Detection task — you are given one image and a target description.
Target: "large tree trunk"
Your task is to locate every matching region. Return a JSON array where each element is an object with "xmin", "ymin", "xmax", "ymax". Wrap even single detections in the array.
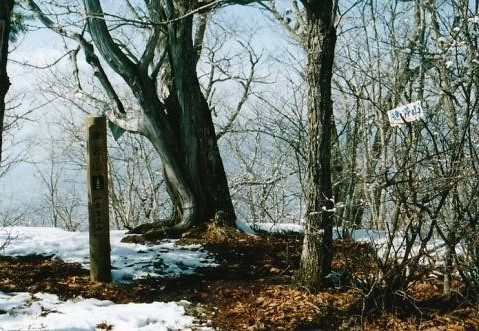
[
  {"xmin": 162, "ymin": 7, "xmax": 236, "ymax": 226},
  {"xmin": 82, "ymin": 0, "xmax": 235, "ymax": 234},
  {"xmin": 0, "ymin": 0, "xmax": 13, "ymax": 165},
  {"xmin": 298, "ymin": 0, "xmax": 337, "ymax": 289}
]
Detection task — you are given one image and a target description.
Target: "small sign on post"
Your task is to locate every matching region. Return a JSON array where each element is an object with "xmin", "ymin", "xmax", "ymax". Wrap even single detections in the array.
[
  {"xmin": 86, "ymin": 116, "xmax": 111, "ymax": 282},
  {"xmin": 387, "ymin": 101, "xmax": 424, "ymax": 127}
]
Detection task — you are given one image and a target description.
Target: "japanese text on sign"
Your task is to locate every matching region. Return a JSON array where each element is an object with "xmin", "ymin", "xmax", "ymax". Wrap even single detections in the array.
[{"xmin": 387, "ymin": 101, "xmax": 424, "ymax": 127}]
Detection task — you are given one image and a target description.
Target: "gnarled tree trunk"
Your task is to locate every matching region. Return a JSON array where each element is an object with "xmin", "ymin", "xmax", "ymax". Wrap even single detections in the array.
[
  {"xmin": 27, "ymin": 0, "xmax": 236, "ymax": 235},
  {"xmin": 81, "ymin": 0, "xmax": 235, "ymax": 234}
]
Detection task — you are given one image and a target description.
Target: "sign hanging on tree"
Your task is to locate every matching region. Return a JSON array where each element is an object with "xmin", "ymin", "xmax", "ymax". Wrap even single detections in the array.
[{"xmin": 387, "ymin": 101, "xmax": 424, "ymax": 127}]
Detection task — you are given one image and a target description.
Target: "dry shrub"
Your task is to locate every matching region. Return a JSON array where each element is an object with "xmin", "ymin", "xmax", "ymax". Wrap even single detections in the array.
[{"xmin": 203, "ymin": 220, "xmax": 245, "ymax": 244}]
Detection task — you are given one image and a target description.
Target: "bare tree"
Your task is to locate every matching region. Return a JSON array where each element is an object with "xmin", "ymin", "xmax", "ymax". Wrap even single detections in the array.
[
  {"xmin": 23, "ymin": 0, "xmax": 239, "ymax": 236},
  {"xmin": 24, "ymin": 11, "xmax": 273, "ymax": 233},
  {"xmin": 108, "ymin": 134, "xmax": 170, "ymax": 230},
  {"xmin": 294, "ymin": 0, "xmax": 339, "ymax": 289},
  {"xmin": 195, "ymin": 20, "xmax": 305, "ymax": 226},
  {"xmin": 258, "ymin": 0, "xmax": 342, "ymax": 288},
  {"xmin": 32, "ymin": 121, "xmax": 85, "ymax": 231},
  {"xmin": 329, "ymin": 0, "xmax": 479, "ymax": 308}
]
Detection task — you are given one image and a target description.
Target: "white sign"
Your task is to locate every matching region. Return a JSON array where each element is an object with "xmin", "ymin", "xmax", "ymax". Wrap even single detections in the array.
[{"xmin": 387, "ymin": 101, "xmax": 424, "ymax": 127}]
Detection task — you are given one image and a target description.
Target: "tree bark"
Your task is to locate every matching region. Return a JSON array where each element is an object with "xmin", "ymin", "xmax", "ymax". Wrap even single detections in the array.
[
  {"xmin": 162, "ymin": 3, "xmax": 235, "ymax": 226},
  {"xmin": 0, "ymin": 0, "xmax": 13, "ymax": 166},
  {"xmin": 298, "ymin": 0, "xmax": 337, "ymax": 289}
]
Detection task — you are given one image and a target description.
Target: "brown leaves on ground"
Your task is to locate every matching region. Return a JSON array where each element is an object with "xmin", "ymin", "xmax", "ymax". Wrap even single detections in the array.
[
  {"xmin": 0, "ymin": 227, "xmax": 478, "ymax": 330},
  {"xmin": 0, "ymin": 255, "xmax": 136, "ymax": 303},
  {"xmin": 211, "ymin": 285, "xmax": 361, "ymax": 330},
  {"xmin": 368, "ymin": 309, "xmax": 479, "ymax": 331}
]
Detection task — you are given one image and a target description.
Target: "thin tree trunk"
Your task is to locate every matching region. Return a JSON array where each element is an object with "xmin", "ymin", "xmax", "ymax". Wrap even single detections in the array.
[
  {"xmin": 0, "ymin": 0, "xmax": 13, "ymax": 166},
  {"xmin": 299, "ymin": 1, "xmax": 337, "ymax": 289}
]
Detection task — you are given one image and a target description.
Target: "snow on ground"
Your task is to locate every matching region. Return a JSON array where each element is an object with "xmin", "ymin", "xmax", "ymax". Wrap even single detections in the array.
[
  {"xmin": 0, "ymin": 292, "xmax": 198, "ymax": 331},
  {"xmin": 0, "ymin": 224, "xmax": 451, "ymax": 330},
  {"xmin": 239, "ymin": 220, "xmax": 448, "ymax": 265},
  {"xmin": 250, "ymin": 221, "xmax": 303, "ymax": 235},
  {"xmin": 0, "ymin": 227, "xmax": 218, "ymax": 281},
  {"xmin": 0, "ymin": 226, "xmax": 215, "ymax": 330}
]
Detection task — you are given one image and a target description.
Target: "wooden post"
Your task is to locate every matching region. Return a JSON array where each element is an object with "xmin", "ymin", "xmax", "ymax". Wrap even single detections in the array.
[
  {"xmin": 0, "ymin": 20, "xmax": 5, "ymax": 59},
  {"xmin": 86, "ymin": 116, "xmax": 111, "ymax": 282}
]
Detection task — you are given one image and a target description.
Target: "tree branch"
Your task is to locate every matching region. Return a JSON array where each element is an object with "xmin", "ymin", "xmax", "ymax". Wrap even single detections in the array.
[
  {"xmin": 258, "ymin": 1, "xmax": 302, "ymax": 43},
  {"xmin": 83, "ymin": 0, "xmax": 141, "ymax": 85},
  {"xmin": 106, "ymin": 110, "xmax": 143, "ymax": 133},
  {"xmin": 193, "ymin": 12, "xmax": 208, "ymax": 64},
  {"xmin": 23, "ymin": 0, "xmax": 126, "ymax": 116},
  {"xmin": 139, "ymin": 26, "xmax": 162, "ymax": 71}
]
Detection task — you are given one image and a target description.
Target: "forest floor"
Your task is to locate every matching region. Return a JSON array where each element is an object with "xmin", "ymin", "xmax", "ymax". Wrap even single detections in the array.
[{"xmin": 0, "ymin": 224, "xmax": 478, "ymax": 330}]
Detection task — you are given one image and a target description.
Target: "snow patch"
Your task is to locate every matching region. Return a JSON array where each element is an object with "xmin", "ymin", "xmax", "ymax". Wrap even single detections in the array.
[
  {"xmin": 0, "ymin": 292, "xmax": 198, "ymax": 331},
  {"xmin": 0, "ymin": 227, "xmax": 218, "ymax": 281},
  {"xmin": 235, "ymin": 218, "xmax": 257, "ymax": 235}
]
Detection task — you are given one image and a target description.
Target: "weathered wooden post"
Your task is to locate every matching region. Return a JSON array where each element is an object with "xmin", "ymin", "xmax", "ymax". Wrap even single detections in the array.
[
  {"xmin": 86, "ymin": 116, "xmax": 111, "ymax": 282},
  {"xmin": 0, "ymin": 20, "xmax": 6, "ymax": 57}
]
